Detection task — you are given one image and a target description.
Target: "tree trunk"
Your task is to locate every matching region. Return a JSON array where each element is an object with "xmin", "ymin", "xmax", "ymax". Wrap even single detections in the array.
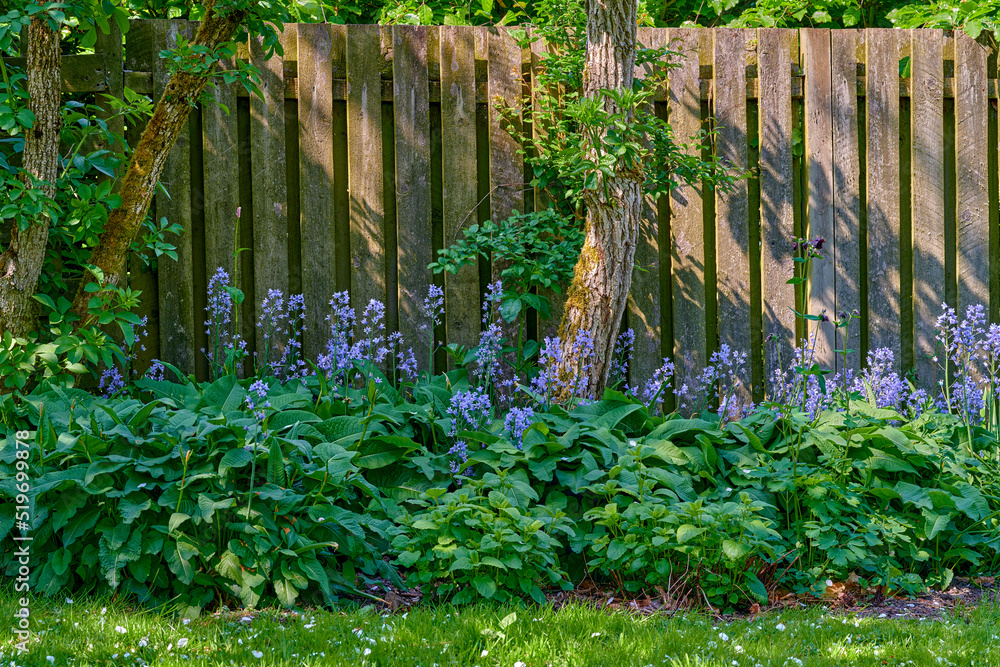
[
  {"xmin": 0, "ymin": 18, "xmax": 60, "ymax": 338},
  {"xmin": 69, "ymin": 1, "xmax": 247, "ymax": 325},
  {"xmin": 554, "ymin": 0, "xmax": 642, "ymax": 398}
]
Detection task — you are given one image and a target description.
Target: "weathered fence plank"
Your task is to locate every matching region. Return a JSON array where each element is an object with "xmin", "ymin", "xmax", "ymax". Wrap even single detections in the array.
[
  {"xmin": 488, "ymin": 26, "xmax": 524, "ymax": 275},
  {"xmin": 250, "ymin": 29, "xmax": 289, "ymax": 362},
  {"xmin": 530, "ymin": 28, "xmax": 565, "ymax": 343},
  {"xmin": 911, "ymin": 29, "xmax": 946, "ymax": 387},
  {"xmin": 866, "ymin": 28, "xmax": 901, "ymax": 367},
  {"xmin": 667, "ymin": 28, "xmax": 708, "ymax": 395},
  {"xmin": 802, "ymin": 29, "xmax": 836, "ymax": 367},
  {"xmin": 347, "ymin": 24, "xmax": 386, "ymax": 325},
  {"xmin": 202, "ymin": 49, "xmax": 240, "ymax": 278},
  {"xmin": 440, "ymin": 26, "xmax": 480, "ymax": 352},
  {"xmin": 713, "ymin": 28, "xmax": 752, "ymax": 395},
  {"xmin": 297, "ymin": 23, "xmax": 339, "ymax": 360},
  {"xmin": 153, "ymin": 20, "xmax": 196, "ymax": 375},
  {"xmin": 628, "ymin": 26, "xmax": 667, "ymax": 387},
  {"xmin": 125, "ymin": 21, "xmax": 158, "ymax": 373},
  {"xmin": 393, "ymin": 25, "xmax": 433, "ymax": 371},
  {"xmin": 758, "ymin": 28, "xmax": 797, "ymax": 385},
  {"xmin": 955, "ymin": 32, "xmax": 990, "ymax": 317},
  {"xmin": 830, "ymin": 29, "xmax": 862, "ymax": 374}
]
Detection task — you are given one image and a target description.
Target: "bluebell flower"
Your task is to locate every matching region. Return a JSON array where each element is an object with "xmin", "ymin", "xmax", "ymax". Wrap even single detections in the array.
[{"xmin": 504, "ymin": 406, "xmax": 535, "ymax": 450}]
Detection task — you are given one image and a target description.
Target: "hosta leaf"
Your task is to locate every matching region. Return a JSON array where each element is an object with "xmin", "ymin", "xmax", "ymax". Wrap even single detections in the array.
[
  {"xmin": 196, "ymin": 375, "xmax": 246, "ymax": 414},
  {"xmin": 219, "ymin": 448, "xmax": 253, "ymax": 477},
  {"xmin": 267, "ymin": 438, "xmax": 286, "ymax": 487},
  {"xmin": 274, "ymin": 577, "xmax": 299, "ymax": 608},
  {"xmin": 744, "ymin": 572, "xmax": 768, "ymax": 604},
  {"xmin": 119, "ymin": 497, "xmax": 152, "ymax": 524},
  {"xmin": 894, "ymin": 481, "xmax": 933, "ymax": 510}
]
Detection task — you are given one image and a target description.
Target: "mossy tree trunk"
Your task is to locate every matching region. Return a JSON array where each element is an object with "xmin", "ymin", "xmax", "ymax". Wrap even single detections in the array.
[
  {"xmin": 0, "ymin": 17, "xmax": 60, "ymax": 339},
  {"xmin": 555, "ymin": 0, "xmax": 642, "ymax": 397},
  {"xmin": 68, "ymin": 0, "xmax": 248, "ymax": 325}
]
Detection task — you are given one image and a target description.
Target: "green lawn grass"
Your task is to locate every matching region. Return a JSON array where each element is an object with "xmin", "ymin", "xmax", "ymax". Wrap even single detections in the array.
[{"xmin": 2, "ymin": 589, "xmax": 1000, "ymax": 667}]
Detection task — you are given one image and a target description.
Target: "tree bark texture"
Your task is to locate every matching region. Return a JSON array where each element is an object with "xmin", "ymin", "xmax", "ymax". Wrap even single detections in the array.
[
  {"xmin": 69, "ymin": 1, "xmax": 247, "ymax": 324},
  {"xmin": 555, "ymin": 0, "xmax": 643, "ymax": 398},
  {"xmin": 0, "ymin": 18, "xmax": 60, "ymax": 339}
]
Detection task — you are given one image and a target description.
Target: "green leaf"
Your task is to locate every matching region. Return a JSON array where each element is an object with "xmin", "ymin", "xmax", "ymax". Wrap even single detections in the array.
[
  {"xmin": 676, "ymin": 524, "xmax": 703, "ymax": 544},
  {"xmin": 744, "ymin": 572, "xmax": 768, "ymax": 604},
  {"xmin": 197, "ymin": 375, "xmax": 246, "ymax": 414},
  {"xmin": 473, "ymin": 574, "xmax": 497, "ymax": 599},
  {"xmin": 499, "ymin": 297, "xmax": 522, "ymax": 322},
  {"xmin": 267, "ymin": 438, "xmax": 286, "ymax": 487},
  {"xmin": 219, "ymin": 447, "xmax": 252, "ymax": 477}
]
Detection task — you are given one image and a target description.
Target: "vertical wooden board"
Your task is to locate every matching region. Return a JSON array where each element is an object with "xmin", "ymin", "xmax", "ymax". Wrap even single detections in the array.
[
  {"xmin": 440, "ymin": 26, "xmax": 480, "ymax": 351},
  {"xmin": 297, "ymin": 23, "xmax": 337, "ymax": 361},
  {"xmin": 712, "ymin": 28, "xmax": 752, "ymax": 393},
  {"xmin": 202, "ymin": 47, "xmax": 240, "ymax": 280},
  {"xmin": 347, "ymin": 24, "xmax": 385, "ymax": 324},
  {"xmin": 153, "ymin": 20, "xmax": 196, "ymax": 374},
  {"xmin": 801, "ymin": 29, "xmax": 836, "ymax": 367},
  {"xmin": 488, "ymin": 26, "xmax": 524, "ymax": 270},
  {"xmin": 955, "ymin": 32, "xmax": 990, "ymax": 316},
  {"xmin": 530, "ymin": 28, "xmax": 565, "ymax": 341},
  {"xmin": 250, "ymin": 29, "xmax": 289, "ymax": 361},
  {"xmin": 865, "ymin": 29, "xmax": 901, "ymax": 368},
  {"xmin": 667, "ymin": 28, "xmax": 708, "ymax": 393},
  {"xmin": 911, "ymin": 30, "xmax": 945, "ymax": 388},
  {"xmin": 831, "ymin": 30, "xmax": 861, "ymax": 375},
  {"xmin": 125, "ymin": 25, "xmax": 158, "ymax": 371},
  {"xmin": 394, "ymin": 25, "xmax": 433, "ymax": 371},
  {"xmin": 625, "ymin": 27, "xmax": 666, "ymax": 387},
  {"xmin": 94, "ymin": 22, "xmax": 124, "ymax": 154},
  {"xmin": 757, "ymin": 28, "xmax": 797, "ymax": 387}
]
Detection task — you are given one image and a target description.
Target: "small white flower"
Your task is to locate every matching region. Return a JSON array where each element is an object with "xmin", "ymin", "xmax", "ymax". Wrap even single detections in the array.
[
  {"xmin": 363, "ymin": 648, "xmax": 372, "ymax": 656},
  {"xmin": 481, "ymin": 650, "xmax": 489, "ymax": 657},
  {"xmin": 182, "ymin": 618, "xmax": 191, "ymax": 625},
  {"xmin": 515, "ymin": 663, "xmax": 527, "ymax": 667},
  {"xmin": 776, "ymin": 623, "xmax": 786, "ymax": 631},
  {"xmin": 177, "ymin": 638, "xmax": 189, "ymax": 648},
  {"xmin": 115, "ymin": 626, "xmax": 127, "ymax": 634},
  {"xmin": 591, "ymin": 632, "xmax": 601, "ymax": 638},
  {"xmin": 101, "ymin": 607, "xmax": 107, "ymax": 615},
  {"xmin": 138, "ymin": 638, "xmax": 148, "ymax": 647},
  {"xmin": 65, "ymin": 598, "xmax": 74, "ymax": 604},
  {"xmin": 629, "ymin": 440, "xmax": 637, "ymax": 447},
  {"xmin": 252, "ymin": 650, "xmax": 264, "ymax": 658},
  {"xmin": 726, "ymin": 487, "xmax": 732, "ymax": 492},
  {"xmin": 719, "ymin": 632, "xmax": 729, "ymax": 641},
  {"xmin": 241, "ymin": 616, "xmax": 253, "ymax": 623},
  {"xmin": 825, "ymin": 579, "xmax": 833, "ymax": 587}
]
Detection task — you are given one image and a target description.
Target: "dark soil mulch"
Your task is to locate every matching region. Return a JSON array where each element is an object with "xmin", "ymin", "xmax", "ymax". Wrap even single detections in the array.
[{"xmin": 362, "ymin": 575, "xmax": 1000, "ymax": 621}]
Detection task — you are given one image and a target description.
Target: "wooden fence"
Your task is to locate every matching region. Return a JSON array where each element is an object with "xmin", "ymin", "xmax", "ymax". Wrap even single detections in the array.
[{"xmin": 19, "ymin": 22, "xmax": 1000, "ymax": 397}]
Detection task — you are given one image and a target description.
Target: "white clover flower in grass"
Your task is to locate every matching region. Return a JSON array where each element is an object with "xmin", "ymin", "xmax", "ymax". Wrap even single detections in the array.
[
  {"xmin": 719, "ymin": 632, "xmax": 729, "ymax": 641},
  {"xmin": 252, "ymin": 650, "xmax": 264, "ymax": 658},
  {"xmin": 177, "ymin": 638, "xmax": 189, "ymax": 648},
  {"xmin": 115, "ymin": 626, "xmax": 127, "ymax": 634},
  {"xmin": 776, "ymin": 623, "xmax": 786, "ymax": 631}
]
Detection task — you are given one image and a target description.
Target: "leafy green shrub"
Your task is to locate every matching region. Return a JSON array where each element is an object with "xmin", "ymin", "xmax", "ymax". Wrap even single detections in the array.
[
  {"xmin": 390, "ymin": 473, "xmax": 574, "ymax": 604},
  {"xmin": 0, "ymin": 377, "xmax": 402, "ymax": 614}
]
